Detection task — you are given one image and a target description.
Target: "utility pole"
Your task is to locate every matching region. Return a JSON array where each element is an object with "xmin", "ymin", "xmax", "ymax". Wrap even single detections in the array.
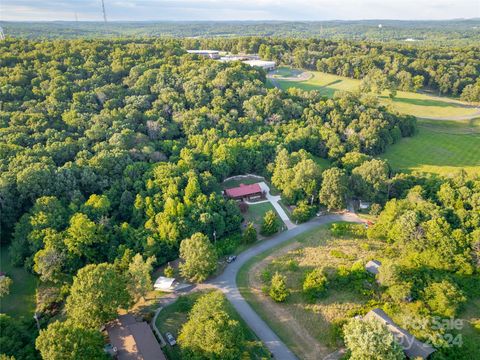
[{"xmin": 101, "ymin": 0, "xmax": 107, "ymax": 23}]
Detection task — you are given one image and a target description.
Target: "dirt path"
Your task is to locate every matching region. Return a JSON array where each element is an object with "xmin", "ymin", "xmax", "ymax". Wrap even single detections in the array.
[{"xmin": 248, "ymin": 242, "xmax": 331, "ymax": 360}]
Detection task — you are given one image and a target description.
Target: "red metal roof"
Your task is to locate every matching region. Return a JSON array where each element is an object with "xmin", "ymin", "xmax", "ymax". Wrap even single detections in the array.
[{"xmin": 225, "ymin": 183, "xmax": 262, "ymax": 198}]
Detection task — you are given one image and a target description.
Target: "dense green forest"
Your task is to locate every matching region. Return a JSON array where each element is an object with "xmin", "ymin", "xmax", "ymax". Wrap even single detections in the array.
[
  {"xmin": 3, "ymin": 19, "xmax": 480, "ymax": 44},
  {"xmin": 0, "ymin": 36, "xmax": 479, "ymax": 359}
]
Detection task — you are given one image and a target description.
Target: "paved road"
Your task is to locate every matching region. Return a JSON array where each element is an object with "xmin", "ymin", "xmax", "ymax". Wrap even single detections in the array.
[{"xmin": 208, "ymin": 213, "xmax": 363, "ymax": 359}]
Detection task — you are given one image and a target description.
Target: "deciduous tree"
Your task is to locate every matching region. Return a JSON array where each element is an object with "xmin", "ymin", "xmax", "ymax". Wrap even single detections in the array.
[
  {"xmin": 65, "ymin": 263, "xmax": 131, "ymax": 329},
  {"xmin": 179, "ymin": 233, "xmax": 217, "ymax": 283}
]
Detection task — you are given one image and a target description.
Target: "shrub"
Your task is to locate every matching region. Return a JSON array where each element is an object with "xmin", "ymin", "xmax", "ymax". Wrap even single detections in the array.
[
  {"xmin": 269, "ymin": 272, "xmax": 289, "ymax": 302},
  {"xmin": 303, "ymin": 268, "xmax": 328, "ymax": 301},
  {"xmin": 423, "ymin": 280, "xmax": 466, "ymax": 318},
  {"xmin": 330, "ymin": 249, "xmax": 352, "ymax": 259},
  {"xmin": 291, "ymin": 201, "xmax": 315, "ymax": 223},
  {"xmin": 284, "ymin": 259, "xmax": 299, "ymax": 272},
  {"xmin": 215, "ymin": 234, "xmax": 241, "ymax": 257},
  {"xmin": 370, "ymin": 203, "xmax": 382, "ymax": 215},
  {"xmin": 261, "ymin": 210, "xmax": 280, "ymax": 236},
  {"xmin": 242, "ymin": 223, "xmax": 257, "ymax": 244},
  {"xmin": 261, "ymin": 269, "xmax": 272, "ymax": 283},
  {"xmin": 238, "ymin": 202, "xmax": 249, "ymax": 213},
  {"xmin": 164, "ymin": 264, "xmax": 174, "ymax": 278},
  {"xmin": 330, "ymin": 223, "xmax": 350, "ymax": 236}
]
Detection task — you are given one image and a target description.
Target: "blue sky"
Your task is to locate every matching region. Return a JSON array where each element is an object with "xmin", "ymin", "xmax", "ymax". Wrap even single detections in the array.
[{"xmin": 1, "ymin": 0, "xmax": 479, "ymax": 21}]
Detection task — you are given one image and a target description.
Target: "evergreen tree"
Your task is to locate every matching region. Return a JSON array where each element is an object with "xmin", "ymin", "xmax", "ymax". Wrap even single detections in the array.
[
  {"xmin": 261, "ymin": 210, "xmax": 280, "ymax": 236},
  {"xmin": 269, "ymin": 272, "xmax": 289, "ymax": 302}
]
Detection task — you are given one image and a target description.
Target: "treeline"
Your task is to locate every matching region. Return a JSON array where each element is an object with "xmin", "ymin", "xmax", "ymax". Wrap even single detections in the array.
[
  {"xmin": 186, "ymin": 37, "xmax": 480, "ymax": 100},
  {"xmin": 3, "ymin": 19, "xmax": 480, "ymax": 44},
  {"xmin": 368, "ymin": 171, "xmax": 480, "ymax": 357}
]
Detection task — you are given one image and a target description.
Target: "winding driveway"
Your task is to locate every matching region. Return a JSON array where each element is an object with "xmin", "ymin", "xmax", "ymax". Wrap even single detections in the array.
[
  {"xmin": 153, "ymin": 213, "xmax": 363, "ymax": 359},
  {"xmin": 208, "ymin": 212, "xmax": 363, "ymax": 359}
]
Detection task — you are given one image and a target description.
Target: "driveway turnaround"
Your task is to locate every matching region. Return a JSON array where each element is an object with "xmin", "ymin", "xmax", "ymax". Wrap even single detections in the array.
[{"xmin": 208, "ymin": 212, "xmax": 363, "ymax": 360}]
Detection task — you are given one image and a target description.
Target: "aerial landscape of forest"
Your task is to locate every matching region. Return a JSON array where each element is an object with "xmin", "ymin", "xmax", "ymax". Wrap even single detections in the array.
[{"xmin": 0, "ymin": 2, "xmax": 479, "ymax": 359}]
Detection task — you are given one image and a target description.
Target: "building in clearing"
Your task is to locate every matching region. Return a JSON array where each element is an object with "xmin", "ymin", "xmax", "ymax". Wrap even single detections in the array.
[
  {"xmin": 365, "ymin": 260, "xmax": 382, "ymax": 275},
  {"xmin": 154, "ymin": 276, "xmax": 178, "ymax": 292},
  {"xmin": 243, "ymin": 60, "xmax": 276, "ymax": 71},
  {"xmin": 186, "ymin": 50, "xmax": 220, "ymax": 59},
  {"xmin": 219, "ymin": 54, "xmax": 260, "ymax": 62},
  {"xmin": 364, "ymin": 308, "xmax": 436, "ymax": 359},
  {"xmin": 224, "ymin": 183, "xmax": 263, "ymax": 201},
  {"xmin": 106, "ymin": 314, "xmax": 166, "ymax": 360}
]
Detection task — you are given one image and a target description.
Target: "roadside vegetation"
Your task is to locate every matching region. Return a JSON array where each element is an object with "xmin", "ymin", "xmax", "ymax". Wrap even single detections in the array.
[
  {"xmin": 239, "ymin": 170, "xmax": 480, "ymax": 359},
  {"xmin": 155, "ymin": 290, "xmax": 270, "ymax": 360}
]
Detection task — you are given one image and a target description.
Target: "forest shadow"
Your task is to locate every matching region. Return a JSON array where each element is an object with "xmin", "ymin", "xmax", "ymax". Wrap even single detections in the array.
[
  {"xmin": 383, "ymin": 96, "xmax": 465, "ymax": 108},
  {"xmin": 322, "ymin": 79, "xmax": 342, "ymax": 87}
]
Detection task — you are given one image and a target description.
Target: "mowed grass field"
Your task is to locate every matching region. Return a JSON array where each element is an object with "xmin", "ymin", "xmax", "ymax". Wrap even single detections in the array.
[
  {"xmin": 271, "ymin": 67, "xmax": 480, "ymax": 119},
  {"xmin": 0, "ymin": 245, "xmax": 38, "ymax": 318},
  {"xmin": 382, "ymin": 119, "xmax": 480, "ymax": 176}
]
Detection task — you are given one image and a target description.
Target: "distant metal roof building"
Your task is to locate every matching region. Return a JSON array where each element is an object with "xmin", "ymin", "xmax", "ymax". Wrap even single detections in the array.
[
  {"xmin": 225, "ymin": 183, "xmax": 262, "ymax": 199},
  {"xmin": 186, "ymin": 50, "xmax": 220, "ymax": 58},
  {"xmin": 243, "ymin": 60, "xmax": 276, "ymax": 71},
  {"xmin": 365, "ymin": 260, "xmax": 382, "ymax": 275},
  {"xmin": 107, "ymin": 314, "xmax": 166, "ymax": 360},
  {"xmin": 364, "ymin": 308, "xmax": 436, "ymax": 359}
]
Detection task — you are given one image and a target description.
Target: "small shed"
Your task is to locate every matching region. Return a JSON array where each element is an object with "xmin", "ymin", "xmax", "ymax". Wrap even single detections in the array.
[
  {"xmin": 359, "ymin": 201, "xmax": 371, "ymax": 210},
  {"xmin": 154, "ymin": 276, "xmax": 177, "ymax": 292},
  {"xmin": 364, "ymin": 308, "xmax": 436, "ymax": 359},
  {"xmin": 365, "ymin": 260, "xmax": 382, "ymax": 275}
]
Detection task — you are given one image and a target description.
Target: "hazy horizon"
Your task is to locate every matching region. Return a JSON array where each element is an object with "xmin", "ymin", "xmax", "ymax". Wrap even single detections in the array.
[{"xmin": 2, "ymin": 0, "xmax": 479, "ymax": 22}]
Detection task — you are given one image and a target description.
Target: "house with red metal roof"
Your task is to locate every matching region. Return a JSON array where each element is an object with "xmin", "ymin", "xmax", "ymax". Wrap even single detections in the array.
[{"xmin": 224, "ymin": 183, "xmax": 263, "ymax": 200}]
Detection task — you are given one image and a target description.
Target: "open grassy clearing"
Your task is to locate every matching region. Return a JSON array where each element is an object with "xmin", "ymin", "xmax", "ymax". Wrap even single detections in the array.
[
  {"xmin": 238, "ymin": 224, "xmax": 386, "ymax": 360},
  {"xmin": 381, "ymin": 118, "xmax": 480, "ymax": 176},
  {"xmin": 222, "ymin": 176, "xmax": 264, "ymax": 189},
  {"xmin": 271, "ymin": 67, "xmax": 479, "ymax": 119},
  {"xmin": 155, "ymin": 290, "xmax": 270, "ymax": 360},
  {"xmin": 0, "ymin": 245, "xmax": 38, "ymax": 318},
  {"xmin": 242, "ymin": 202, "xmax": 289, "ymax": 234}
]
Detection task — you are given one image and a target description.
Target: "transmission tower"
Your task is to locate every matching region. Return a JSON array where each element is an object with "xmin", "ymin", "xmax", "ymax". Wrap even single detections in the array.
[
  {"xmin": 0, "ymin": 26, "xmax": 5, "ymax": 41},
  {"xmin": 101, "ymin": 0, "xmax": 108, "ymax": 23}
]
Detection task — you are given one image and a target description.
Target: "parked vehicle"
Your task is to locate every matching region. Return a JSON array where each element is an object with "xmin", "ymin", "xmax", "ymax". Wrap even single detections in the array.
[
  {"xmin": 226, "ymin": 255, "xmax": 237, "ymax": 263},
  {"xmin": 165, "ymin": 332, "xmax": 176, "ymax": 346}
]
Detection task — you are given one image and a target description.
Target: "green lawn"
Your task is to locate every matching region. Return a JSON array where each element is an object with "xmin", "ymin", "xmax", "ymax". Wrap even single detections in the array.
[
  {"xmin": 155, "ymin": 291, "xmax": 270, "ymax": 360},
  {"xmin": 272, "ymin": 67, "xmax": 479, "ymax": 119},
  {"xmin": 0, "ymin": 245, "xmax": 38, "ymax": 318},
  {"xmin": 381, "ymin": 119, "xmax": 480, "ymax": 176},
  {"xmin": 243, "ymin": 202, "xmax": 288, "ymax": 232}
]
